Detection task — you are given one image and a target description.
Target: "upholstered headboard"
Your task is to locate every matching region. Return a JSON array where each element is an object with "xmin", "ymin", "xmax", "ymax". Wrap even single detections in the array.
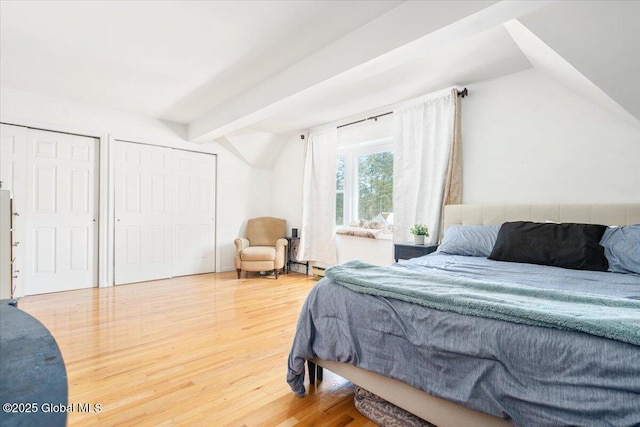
[{"xmin": 443, "ymin": 204, "xmax": 640, "ymax": 230}]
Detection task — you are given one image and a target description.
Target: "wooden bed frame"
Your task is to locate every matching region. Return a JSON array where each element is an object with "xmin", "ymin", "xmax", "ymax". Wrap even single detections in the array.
[{"xmin": 308, "ymin": 203, "xmax": 640, "ymax": 427}]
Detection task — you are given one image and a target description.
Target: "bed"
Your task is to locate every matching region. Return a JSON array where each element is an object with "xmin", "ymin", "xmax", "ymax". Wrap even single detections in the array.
[{"xmin": 287, "ymin": 204, "xmax": 640, "ymax": 426}]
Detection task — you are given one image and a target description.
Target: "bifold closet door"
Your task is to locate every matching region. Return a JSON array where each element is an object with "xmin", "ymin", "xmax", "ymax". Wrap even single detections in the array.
[
  {"xmin": 172, "ymin": 150, "xmax": 216, "ymax": 277},
  {"xmin": 25, "ymin": 129, "xmax": 99, "ymax": 294},
  {"xmin": 0, "ymin": 124, "xmax": 27, "ymax": 297},
  {"xmin": 114, "ymin": 141, "xmax": 173, "ymax": 284},
  {"xmin": 114, "ymin": 141, "xmax": 216, "ymax": 285}
]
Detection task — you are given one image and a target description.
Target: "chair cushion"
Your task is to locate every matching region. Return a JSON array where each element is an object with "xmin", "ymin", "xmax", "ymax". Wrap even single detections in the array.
[
  {"xmin": 247, "ymin": 217, "xmax": 286, "ymax": 246},
  {"xmin": 241, "ymin": 246, "xmax": 276, "ymax": 261}
]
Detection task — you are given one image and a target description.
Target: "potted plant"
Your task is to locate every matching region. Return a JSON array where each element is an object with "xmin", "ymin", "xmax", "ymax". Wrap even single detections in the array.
[{"xmin": 410, "ymin": 224, "xmax": 429, "ymax": 245}]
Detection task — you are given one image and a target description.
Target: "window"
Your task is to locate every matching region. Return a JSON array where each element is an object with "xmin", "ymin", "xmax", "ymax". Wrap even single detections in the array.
[
  {"xmin": 336, "ymin": 138, "xmax": 393, "ymax": 226},
  {"xmin": 336, "ymin": 157, "xmax": 345, "ymax": 225}
]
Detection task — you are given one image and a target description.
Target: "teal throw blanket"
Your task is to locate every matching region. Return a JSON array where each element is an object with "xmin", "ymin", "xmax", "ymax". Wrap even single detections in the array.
[{"xmin": 325, "ymin": 261, "xmax": 640, "ymax": 346}]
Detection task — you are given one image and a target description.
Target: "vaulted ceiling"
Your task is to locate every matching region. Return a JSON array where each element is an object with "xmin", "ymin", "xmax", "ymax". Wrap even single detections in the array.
[{"xmin": 1, "ymin": 0, "xmax": 638, "ymax": 152}]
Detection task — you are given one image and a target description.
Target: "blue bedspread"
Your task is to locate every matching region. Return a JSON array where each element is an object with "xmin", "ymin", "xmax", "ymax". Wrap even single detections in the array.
[
  {"xmin": 326, "ymin": 260, "xmax": 640, "ymax": 345},
  {"xmin": 287, "ymin": 255, "xmax": 640, "ymax": 426},
  {"xmin": 404, "ymin": 253, "xmax": 640, "ymax": 298}
]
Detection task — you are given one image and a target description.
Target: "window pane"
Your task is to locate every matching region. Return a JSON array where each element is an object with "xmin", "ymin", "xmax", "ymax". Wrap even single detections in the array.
[
  {"xmin": 336, "ymin": 157, "xmax": 345, "ymax": 191},
  {"xmin": 357, "ymin": 151, "xmax": 393, "ymax": 221},
  {"xmin": 336, "ymin": 192, "xmax": 344, "ymax": 226}
]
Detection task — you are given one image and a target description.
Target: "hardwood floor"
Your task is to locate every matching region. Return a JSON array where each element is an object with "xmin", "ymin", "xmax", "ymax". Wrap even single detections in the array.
[{"xmin": 18, "ymin": 272, "xmax": 377, "ymax": 427}]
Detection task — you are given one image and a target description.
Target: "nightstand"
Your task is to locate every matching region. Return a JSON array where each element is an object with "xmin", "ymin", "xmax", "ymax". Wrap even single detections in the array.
[
  {"xmin": 394, "ymin": 243, "xmax": 437, "ymax": 262},
  {"xmin": 286, "ymin": 237, "xmax": 309, "ymax": 274}
]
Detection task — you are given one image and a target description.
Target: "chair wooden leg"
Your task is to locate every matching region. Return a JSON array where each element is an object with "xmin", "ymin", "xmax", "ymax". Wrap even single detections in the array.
[
  {"xmin": 274, "ymin": 269, "xmax": 279, "ymax": 279},
  {"xmin": 236, "ymin": 269, "xmax": 241, "ymax": 279},
  {"xmin": 317, "ymin": 365, "xmax": 323, "ymax": 381}
]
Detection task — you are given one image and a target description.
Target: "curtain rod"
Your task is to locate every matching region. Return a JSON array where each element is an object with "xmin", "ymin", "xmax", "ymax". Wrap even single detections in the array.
[
  {"xmin": 336, "ymin": 88, "xmax": 468, "ymax": 130},
  {"xmin": 336, "ymin": 111, "xmax": 393, "ymax": 129}
]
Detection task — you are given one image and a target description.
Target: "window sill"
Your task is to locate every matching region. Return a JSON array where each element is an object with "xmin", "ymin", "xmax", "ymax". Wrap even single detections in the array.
[{"xmin": 335, "ymin": 226, "xmax": 393, "ymax": 240}]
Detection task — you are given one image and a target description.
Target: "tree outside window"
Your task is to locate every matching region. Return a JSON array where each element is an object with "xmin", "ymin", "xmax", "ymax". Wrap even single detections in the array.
[
  {"xmin": 336, "ymin": 138, "xmax": 393, "ymax": 226},
  {"xmin": 336, "ymin": 157, "xmax": 345, "ymax": 225},
  {"xmin": 358, "ymin": 151, "xmax": 393, "ymax": 221}
]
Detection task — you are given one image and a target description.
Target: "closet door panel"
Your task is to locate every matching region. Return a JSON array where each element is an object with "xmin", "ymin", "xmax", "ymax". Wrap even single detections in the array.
[
  {"xmin": 171, "ymin": 150, "xmax": 216, "ymax": 277},
  {"xmin": 114, "ymin": 141, "xmax": 173, "ymax": 284},
  {"xmin": 25, "ymin": 129, "xmax": 99, "ymax": 295},
  {"xmin": 0, "ymin": 124, "xmax": 27, "ymax": 297}
]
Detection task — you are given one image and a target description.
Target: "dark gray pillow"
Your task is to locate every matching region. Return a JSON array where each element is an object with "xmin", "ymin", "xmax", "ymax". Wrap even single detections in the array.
[{"xmin": 489, "ymin": 221, "xmax": 609, "ymax": 271}]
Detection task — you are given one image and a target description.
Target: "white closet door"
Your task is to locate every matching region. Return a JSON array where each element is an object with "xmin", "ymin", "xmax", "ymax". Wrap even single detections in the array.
[
  {"xmin": 25, "ymin": 129, "xmax": 99, "ymax": 295},
  {"xmin": 172, "ymin": 150, "xmax": 216, "ymax": 277},
  {"xmin": 114, "ymin": 141, "xmax": 173, "ymax": 284},
  {"xmin": 0, "ymin": 124, "xmax": 27, "ymax": 195},
  {"xmin": 0, "ymin": 124, "xmax": 27, "ymax": 297}
]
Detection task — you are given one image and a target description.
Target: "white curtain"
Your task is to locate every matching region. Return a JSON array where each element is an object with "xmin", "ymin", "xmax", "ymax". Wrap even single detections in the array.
[
  {"xmin": 297, "ymin": 129, "xmax": 338, "ymax": 265},
  {"xmin": 392, "ymin": 91, "xmax": 455, "ymax": 244}
]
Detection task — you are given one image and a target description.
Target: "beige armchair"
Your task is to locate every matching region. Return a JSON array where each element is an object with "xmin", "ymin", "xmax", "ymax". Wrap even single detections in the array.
[{"xmin": 234, "ymin": 217, "xmax": 288, "ymax": 279}]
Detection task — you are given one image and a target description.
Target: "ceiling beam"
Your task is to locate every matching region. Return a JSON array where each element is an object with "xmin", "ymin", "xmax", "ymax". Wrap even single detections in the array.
[{"xmin": 188, "ymin": 0, "xmax": 554, "ymax": 142}]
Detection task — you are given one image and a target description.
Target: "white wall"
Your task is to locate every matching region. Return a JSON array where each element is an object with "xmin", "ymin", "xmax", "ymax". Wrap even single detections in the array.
[
  {"xmin": 0, "ymin": 88, "xmax": 269, "ymax": 275},
  {"xmin": 462, "ymin": 69, "xmax": 640, "ymax": 203},
  {"xmin": 6, "ymin": 65, "xmax": 637, "ymax": 277},
  {"xmin": 271, "ymin": 135, "xmax": 306, "ymax": 236},
  {"xmin": 1, "ymin": 88, "xmax": 193, "ymax": 148},
  {"xmin": 269, "ymin": 135, "xmax": 307, "ymax": 271},
  {"xmin": 215, "ymin": 146, "xmax": 274, "ymax": 272},
  {"xmin": 271, "ymin": 68, "xmax": 640, "ymax": 266}
]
